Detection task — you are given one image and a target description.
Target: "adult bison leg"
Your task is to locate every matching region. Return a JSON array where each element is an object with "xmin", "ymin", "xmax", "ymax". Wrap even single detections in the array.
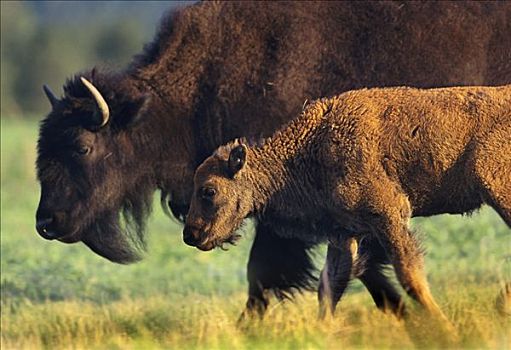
[
  {"xmin": 356, "ymin": 238, "xmax": 406, "ymax": 318},
  {"xmin": 318, "ymin": 237, "xmax": 357, "ymax": 319},
  {"xmin": 239, "ymin": 220, "xmax": 317, "ymax": 322}
]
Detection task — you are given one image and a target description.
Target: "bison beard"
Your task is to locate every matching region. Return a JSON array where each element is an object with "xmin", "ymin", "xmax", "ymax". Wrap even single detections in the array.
[
  {"xmin": 82, "ymin": 216, "xmax": 143, "ymax": 264},
  {"xmin": 83, "ymin": 190, "xmax": 152, "ymax": 264}
]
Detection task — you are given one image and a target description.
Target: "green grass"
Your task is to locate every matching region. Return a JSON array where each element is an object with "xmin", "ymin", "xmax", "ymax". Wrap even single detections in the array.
[{"xmin": 1, "ymin": 118, "xmax": 510, "ymax": 349}]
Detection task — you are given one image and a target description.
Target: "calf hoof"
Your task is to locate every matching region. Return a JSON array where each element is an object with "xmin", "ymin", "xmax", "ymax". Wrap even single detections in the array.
[{"xmin": 403, "ymin": 310, "xmax": 459, "ymax": 348}]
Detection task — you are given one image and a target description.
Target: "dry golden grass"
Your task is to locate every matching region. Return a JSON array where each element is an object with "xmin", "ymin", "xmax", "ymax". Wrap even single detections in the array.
[{"xmin": 2, "ymin": 284, "xmax": 510, "ymax": 350}]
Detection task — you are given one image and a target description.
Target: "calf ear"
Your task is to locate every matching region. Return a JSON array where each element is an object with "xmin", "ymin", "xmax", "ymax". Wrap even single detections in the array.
[{"xmin": 228, "ymin": 145, "xmax": 247, "ymax": 177}]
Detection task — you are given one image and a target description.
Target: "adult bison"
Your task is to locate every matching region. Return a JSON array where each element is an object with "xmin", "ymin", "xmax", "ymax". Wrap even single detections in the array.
[{"xmin": 36, "ymin": 2, "xmax": 511, "ymax": 319}]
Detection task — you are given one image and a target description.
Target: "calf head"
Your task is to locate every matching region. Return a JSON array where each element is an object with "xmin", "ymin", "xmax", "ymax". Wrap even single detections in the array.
[
  {"xmin": 184, "ymin": 141, "xmax": 253, "ymax": 251},
  {"xmin": 36, "ymin": 70, "xmax": 152, "ymax": 263}
]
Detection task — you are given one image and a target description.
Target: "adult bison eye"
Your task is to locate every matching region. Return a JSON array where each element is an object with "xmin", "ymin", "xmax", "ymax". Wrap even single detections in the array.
[
  {"xmin": 201, "ymin": 187, "xmax": 216, "ymax": 200},
  {"xmin": 76, "ymin": 146, "xmax": 91, "ymax": 156}
]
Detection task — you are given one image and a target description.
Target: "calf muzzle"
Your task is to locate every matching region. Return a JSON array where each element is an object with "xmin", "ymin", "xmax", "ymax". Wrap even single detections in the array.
[
  {"xmin": 183, "ymin": 225, "xmax": 216, "ymax": 251},
  {"xmin": 183, "ymin": 225, "xmax": 202, "ymax": 247}
]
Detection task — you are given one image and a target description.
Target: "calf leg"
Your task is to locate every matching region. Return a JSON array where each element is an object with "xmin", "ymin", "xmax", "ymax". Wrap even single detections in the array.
[
  {"xmin": 380, "ymin": 227, "xmax": 441, "ymax": 317},
  {"xmin": 359, "ymin": 266, "xmax": 405, "ymax": 317},
  {"xmin": 359, "ymin": 180, "xmax": 454, "ymax": 332},
  {"xmin": 356, "ymin": 238, "xmax": 405, "ymax": 317},
  {"xmin": 488, "ymin": 193, "xmax": 511, "ymax": 228},
  {"xmin": 356, "ymin": 237, "xmax": 405, "ymax": 316},
  {"xmin": 318, "ymin": 237, "xmax": 357, "ymax": 319},
  {"xmin": 477, "ymin": 166, "xmax": 511, "ymax": 228},
  {"xmin": 475, "ymin": 122, "xmax": 511, "ymax": 227},
  {"xmin": 319, "ymin": 236, "xmax": 406, "ymax": 318},
  {"xmin": 474, "ymin": 124, "xmax": 511, "ymax": 319}
]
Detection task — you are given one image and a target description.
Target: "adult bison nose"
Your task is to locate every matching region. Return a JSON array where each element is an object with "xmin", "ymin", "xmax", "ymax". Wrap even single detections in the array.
[
  {"xmin": 183, "ymin": 226, "xmax": 201, "ymax": 246},
  {"xmin": 35, "ymin": 215, "xmax": 61, "ymax": 240}
]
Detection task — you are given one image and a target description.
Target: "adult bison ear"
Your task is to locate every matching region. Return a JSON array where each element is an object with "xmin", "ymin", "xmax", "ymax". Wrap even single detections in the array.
[
  {"xmin": 228, "ymin": 144, "xmax": 247, "ymax": 178},
  {"xmin": 80, "ymin": 76, "xmax": 151, "ymax": 131},
  {"xmin": 114, "ymin": 94, "xmax": 151, "ymax": 130}
]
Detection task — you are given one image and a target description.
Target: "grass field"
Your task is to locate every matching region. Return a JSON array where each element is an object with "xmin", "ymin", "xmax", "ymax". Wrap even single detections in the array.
[{"xmin": 1, "ymin": 118, "xmax": 510, "ymax": 349}]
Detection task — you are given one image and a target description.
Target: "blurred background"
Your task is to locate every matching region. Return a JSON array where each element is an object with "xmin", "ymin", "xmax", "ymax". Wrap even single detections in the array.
[{"xmin": 1, "ymin": 1, "xmax": 192, "ymax": 119}]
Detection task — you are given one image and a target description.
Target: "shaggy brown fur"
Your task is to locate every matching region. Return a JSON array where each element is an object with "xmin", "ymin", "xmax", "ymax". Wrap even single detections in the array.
[
  {"xmin": 36, "ymin": 2, "xmax": 511, "ymax": 318},
  {"xmin": 184, "ymin": 85, "xmax": 511, "ymax": 329}
]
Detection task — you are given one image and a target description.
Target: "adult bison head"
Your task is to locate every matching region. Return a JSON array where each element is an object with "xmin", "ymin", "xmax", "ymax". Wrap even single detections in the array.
[{"xmin": 35, "ymin": 70, "xmax": 153, "ymax": 263}]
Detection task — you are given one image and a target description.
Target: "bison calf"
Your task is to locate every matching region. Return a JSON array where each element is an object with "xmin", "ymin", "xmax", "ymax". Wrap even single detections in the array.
[{"xmin": 184, "ymin": 85, "xmax": 511, "ymax": 331}]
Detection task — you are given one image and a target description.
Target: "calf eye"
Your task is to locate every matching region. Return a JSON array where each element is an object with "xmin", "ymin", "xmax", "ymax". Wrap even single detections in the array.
[{"xmin": 201, "ymin": 187, "xmax": 216, "ymax": 200}]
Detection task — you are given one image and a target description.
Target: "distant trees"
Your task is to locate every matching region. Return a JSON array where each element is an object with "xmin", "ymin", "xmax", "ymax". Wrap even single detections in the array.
[{"xmin": 0, "ymin": 1, "xmax": 172, "ymax": 119}]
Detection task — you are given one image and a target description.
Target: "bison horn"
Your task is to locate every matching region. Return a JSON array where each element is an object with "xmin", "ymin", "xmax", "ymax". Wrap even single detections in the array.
[
  {"xmin": 80, "ymin": 76, "xmax": 110, "ymax": 127},
  {"xmin": 43, "ymin": 85, "xmax": 60, "ymax": 108}
]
